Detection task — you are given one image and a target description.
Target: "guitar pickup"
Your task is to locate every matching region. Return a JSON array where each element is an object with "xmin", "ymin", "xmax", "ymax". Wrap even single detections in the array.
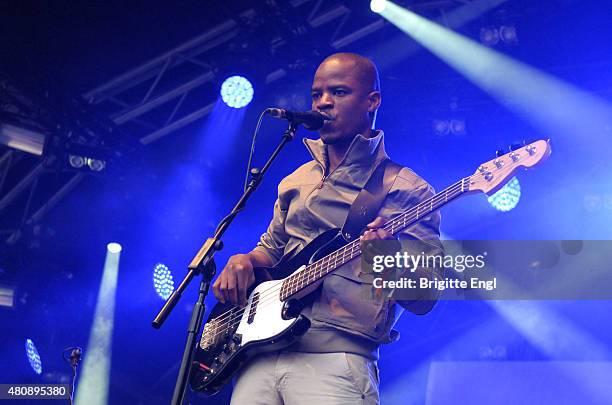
[{"xmin": 247, "ymin": 292, "xmax": 260, "ymax": 324}]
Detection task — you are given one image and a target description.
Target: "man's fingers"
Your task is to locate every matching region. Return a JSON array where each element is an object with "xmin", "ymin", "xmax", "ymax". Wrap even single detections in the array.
[
  {"xmin": 366, "ymin": 216, "xmax": 385, "ymax": 229},
  {"xmin": 376, "ymin": 228, "xmax": 394, "ymax": 240},
  {"xmin": 362, "ymin": 227, "xmax": 394, "ymax": 241},
  {"xmin": 236, "ymin": 270, "xmax": 250, "ymax": 307},
  {"xmin": 212, "ymin": 278, "xmax": 222, "ymax": 302},
  {"xmin": 226, "ymin": 272, "xmax": 239, "ymax": 305},
  {"xmin": 216, "ymin": 254, "xmax": 256, "ymax": 306},
  {"xmin": 218, "ymin": 276, "xmax": 228, "ymax": 304}
]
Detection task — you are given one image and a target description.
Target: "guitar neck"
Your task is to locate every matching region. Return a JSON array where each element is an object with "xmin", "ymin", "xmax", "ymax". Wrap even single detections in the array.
[{"xmin": 280, "ymin": 176, "xmax": 472, "ymax": 300}]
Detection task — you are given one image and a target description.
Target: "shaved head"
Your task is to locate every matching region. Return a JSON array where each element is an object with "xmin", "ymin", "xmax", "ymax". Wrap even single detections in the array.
[{"xmin": 319, "ymin": 53, "xmax": 381, "ymax": 94}]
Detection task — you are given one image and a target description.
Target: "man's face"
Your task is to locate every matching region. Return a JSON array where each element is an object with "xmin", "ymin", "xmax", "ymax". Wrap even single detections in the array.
[{"xmin": 311, "ymin": 58, "xmax": 377, "ymax": 145}]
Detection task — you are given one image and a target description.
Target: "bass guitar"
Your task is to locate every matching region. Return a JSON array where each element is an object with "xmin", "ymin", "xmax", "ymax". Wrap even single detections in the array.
[{"xmin": 190, "ymin": 139, "xmax": 551, "ymax": 395}]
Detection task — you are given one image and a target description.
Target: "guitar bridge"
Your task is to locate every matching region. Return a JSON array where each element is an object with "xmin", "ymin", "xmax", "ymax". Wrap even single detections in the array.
[{"xmin": 199, "ymin": 318, "xmax": 220, "ymax": 350}]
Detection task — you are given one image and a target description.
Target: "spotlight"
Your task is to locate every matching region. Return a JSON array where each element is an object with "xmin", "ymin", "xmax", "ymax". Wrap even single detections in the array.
[
  {"xmin": 449, "ymin": 119, "xmax": 466, "ymax": 135},
  {"xmin": 220, "ymin": 76, "xmax": 254, "ymax": 108},
  {"xmin": 86, "ymin": 158, "xmax": 106, "ymax": 172},
  {"xmin": 499, "ymin": 25, "xmax": 518, "ymax": 44},
  {"xmin": 0, "ymin": 283, "xmax": 15, "ymax": 308},
  {"xmin": 153, "ymin": 263, "xmax": 174, "ymax": 300},
  {"xmin": 432, "ymin": 119, "xmax": 450, "ymax": 135},
  {"xmin": 25, "ymin": 338, "xmax": 43, "ymax": 375},
  {"xmin": 75, "ymin": 239, "xmax": 121, "ymax": 405},
  {"xmin": 370, "ymin": 0, "xmax": 387, "ymax": 13},
  {"xmin": 488, "ymin": 176, "xmax": 521, "ymax": 212},
  {"xmin": 106, "ymin": 242, "xmax": 122, "ymax": 253},
  {"xmin": 68, "ymin": 154, "xmax": 86, "ymax": 169},
  {"xmin": 65, "ymin": 145, "xmax": 108, "ymax": 173},
  {"xmin": 479, "ymin": 27, "xmax": 499, "ymax": 46}
]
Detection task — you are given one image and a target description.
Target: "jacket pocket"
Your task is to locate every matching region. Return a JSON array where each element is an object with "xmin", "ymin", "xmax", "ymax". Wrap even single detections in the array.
[{"xmin": 311, "ymin": 262, "xmax": 390, "ymax": 341}]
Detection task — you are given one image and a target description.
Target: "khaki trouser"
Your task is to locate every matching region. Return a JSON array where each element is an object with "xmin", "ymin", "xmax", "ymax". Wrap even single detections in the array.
[{"xmin": 230, "ymin": 351, "xmax": 380, "ymax": 405}]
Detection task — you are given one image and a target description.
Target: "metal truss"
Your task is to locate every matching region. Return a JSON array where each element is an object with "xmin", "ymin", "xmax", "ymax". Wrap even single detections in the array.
[{"xmin": 0, "ymin": 0, "xmax": 480, "ymax": 244}]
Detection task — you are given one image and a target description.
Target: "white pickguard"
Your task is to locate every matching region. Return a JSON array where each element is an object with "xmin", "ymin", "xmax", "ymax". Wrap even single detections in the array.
[{"xmin": 235, "ymin": 265, "xmax": 308, "ymax": 346}]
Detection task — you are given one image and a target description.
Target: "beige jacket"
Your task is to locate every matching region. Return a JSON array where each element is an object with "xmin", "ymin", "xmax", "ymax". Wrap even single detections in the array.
[{"xmin": 253, "ymin": 131, "xmax": 442, "ymax": 345}]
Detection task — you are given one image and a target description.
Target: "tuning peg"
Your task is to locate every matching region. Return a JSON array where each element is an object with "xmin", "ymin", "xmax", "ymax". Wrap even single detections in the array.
[{"xmin": 495, "ymin": 149, "xmax": 505, "ymax": 157}]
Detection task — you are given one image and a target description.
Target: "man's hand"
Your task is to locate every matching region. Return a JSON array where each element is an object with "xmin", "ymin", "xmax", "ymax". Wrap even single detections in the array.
[
  {"xmin": 361, "ymin": 216, "xmax": 396, "ymax": 242},
  {"xmin": 212, "ymin": 254, "xmax": 256, "ymax": 307},
  {"xmin": 361, "ymin": 216, "xmax": 401, "ymax": 265},
  {"xmin": 361, "ymin": 217, "xmax": 400, "ymax": 300}
]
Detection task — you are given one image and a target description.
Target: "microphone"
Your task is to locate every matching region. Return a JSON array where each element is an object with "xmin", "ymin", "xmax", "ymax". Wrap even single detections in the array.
[
  {"xmin": 265, "ymin": 108, "xmax": 326, "ymax": 130},
  {"xmin": 69, "ymin": 348, "xmax": 82, "ymax": 367}
]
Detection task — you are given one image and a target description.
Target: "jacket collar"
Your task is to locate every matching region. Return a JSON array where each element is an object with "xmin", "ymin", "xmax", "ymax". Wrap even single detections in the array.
[{"xmin": 303, "ymin": 130, "xmax": 389, "ymax": 171}]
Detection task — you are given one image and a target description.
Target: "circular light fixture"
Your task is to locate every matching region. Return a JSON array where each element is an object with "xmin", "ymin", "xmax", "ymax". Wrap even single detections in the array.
[
  {"xmin": 449, "ymin": 119, "xmax": 466, "ymax": 135},
  {"xmin": 107, "ymin": 242, "xmax": 122, "ymax": 253},
  {"xmin": 488, "ymin": 176, "xmax": 521, "ymax": 212},
  {"xmin": 479, "ymin": 27, "xmax": 500, "ymax": 46},
  {"xmin": 68, "ymin": 155, "xmax": 85, "ymax": 168},
  {"xmin": 370, "ymin": 0, "xmax": 388, "ymax": 13},
  {"xmin": 153, "ymin": 263, "xmax": 175, "ymax": 300},
  {"xmin": 25, "ymin": 338, "xmax": 43, "ymax": 375},
  {"xmin": 220, "ymin": 76, "xmax": 254, "ymax": 108},
  {"xmin": 432, "ymin": 119, "xmax": 450, "ymax": 135},
  {"xmin": 499, "ymin": 25, "xmax": 518, "ymax": 44},
  {"xmin": 87, "ymin": 158, "xmax": 106, "ymax": 172}
]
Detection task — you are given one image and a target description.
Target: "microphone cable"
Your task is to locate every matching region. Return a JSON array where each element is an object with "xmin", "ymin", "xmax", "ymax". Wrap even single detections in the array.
[{"xmin": 62, "ymin": 346, "xmax": 83, "ymax": 405}]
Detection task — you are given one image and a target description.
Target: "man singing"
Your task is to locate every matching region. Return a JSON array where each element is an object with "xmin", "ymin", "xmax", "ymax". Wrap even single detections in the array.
[{"xmin": 213, "ymin": 52, "xmax": 442, "ymax": 404}]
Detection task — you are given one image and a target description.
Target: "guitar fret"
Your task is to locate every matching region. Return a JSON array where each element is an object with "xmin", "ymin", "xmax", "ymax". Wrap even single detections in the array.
[{"xmin": 281, "ymin": 179, "xmax": 470, "ymax": 301}]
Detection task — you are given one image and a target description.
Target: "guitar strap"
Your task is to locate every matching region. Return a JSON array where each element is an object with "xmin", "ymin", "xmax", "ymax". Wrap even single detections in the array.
[{"xmin": 341, "ymin": 158, "xmax": 402, "ymax": 242}]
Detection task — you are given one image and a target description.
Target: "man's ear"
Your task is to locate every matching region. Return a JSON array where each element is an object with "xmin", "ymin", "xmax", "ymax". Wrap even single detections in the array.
[
  {"xmin": 368, "ymin": 91, "xmax": 381, "ymax": 113},
  {"xmin": 368, "ymin": 91, "xmax": 382, "ymax": 128}
]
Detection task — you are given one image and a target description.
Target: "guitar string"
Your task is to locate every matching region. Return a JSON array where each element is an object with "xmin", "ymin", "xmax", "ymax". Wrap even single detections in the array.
[
  {"xmin": 208, "ymin": 180, "xmax": 466, "ymax": 337},
  {"xmin": 201, "ymin": 178, "xmax": 470, "ymax": 342},
  {"xmin": 204, "ymin": 145, "xmax": 545, "ymax": 344},
  {"xmin": 201, "ymin": 177, "xmax": 470, "ymax": 342},
  {"xmin": 202, "ymin": 178, "xmax": 469, "ymax": 342}
]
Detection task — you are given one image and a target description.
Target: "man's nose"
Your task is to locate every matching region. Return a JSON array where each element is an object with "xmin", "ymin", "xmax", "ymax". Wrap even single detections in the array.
[{"xmin": 315, "ymin": 93, "xmax": 333, "ymax": 110}]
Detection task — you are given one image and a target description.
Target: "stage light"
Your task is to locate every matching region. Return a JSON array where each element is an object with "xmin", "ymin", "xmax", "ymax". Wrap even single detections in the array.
[
  {"xmin": 106, "ymin": 242, "xmax": 122, "ymax": 254},
  {"xmin": 499, "ymin": 25, "xmax": 518, "ymax": 44},
  {"xmin": 370, "ymin": 0, "xmax": 388, "ymax": 13},
  {"xmin": 449, "ymin": 119, "xmax": 466, "ymax": 135},
  {"xmin": 0, "ymin": 283, "xmax": 15, "ymax": 308},
  {"xmin": 87, "ymin": 158, "xmax": 106, "ymax": 172},
  {"xmin": 479, "ymin": 27, "xmax": 500, "ymax": 46},
  {"xmin": 488, "ymin": 176, "xmax": 521, "ymax": 211},
  {"xmin": 0, "ymin": 123, "xmax": 45, "ymax": 155},
  {"xmin": 66, "ymin": 153, "xmax": 106, "ymax": 172},
  {"xmin": 25, "ymin": 338, "xmax": 43, "ymax": 375},
  {"xmin": 68, "ymin": 155, "xmax": 86, "ymax": 169},
  {"xmin": 74, "ymin": 244, "xmax": 121, "ymax": 405},
  {"xmin": 153, "ymin": 263, "xmax": 174, "ymax": 300},
  {"xmin": 220, "ymin": 76, "xmax": 254, "ymax": 108},
  {"xmin": 432, "ymin": 119, "xmax": 450, "ymax": 135},
  {"xmin": 377, "ymin": 2, "xmax": 612, "ymax": 160}
]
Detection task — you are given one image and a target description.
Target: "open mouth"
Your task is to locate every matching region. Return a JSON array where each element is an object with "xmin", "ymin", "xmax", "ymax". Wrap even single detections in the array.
[{"xmin": 320, "ymin": 119, "xmax": 334, "ymax": 132}]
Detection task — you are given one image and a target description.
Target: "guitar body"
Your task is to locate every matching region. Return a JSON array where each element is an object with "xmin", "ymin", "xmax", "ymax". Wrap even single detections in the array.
[{"xmin": 190, "ymin": 228, "xmax": 347, "ymax": 395}]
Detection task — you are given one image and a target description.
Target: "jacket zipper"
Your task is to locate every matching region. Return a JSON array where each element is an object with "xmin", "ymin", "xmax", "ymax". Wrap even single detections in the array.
[{"xmin": 315, "ymin": 174, "xmax": 326, "ymax": 189}]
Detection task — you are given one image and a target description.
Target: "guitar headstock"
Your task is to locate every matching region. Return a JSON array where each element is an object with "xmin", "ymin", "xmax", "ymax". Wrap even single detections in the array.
[{"xmin": 468, "ymin": 139, "xmax": 551, "ymax": 195}]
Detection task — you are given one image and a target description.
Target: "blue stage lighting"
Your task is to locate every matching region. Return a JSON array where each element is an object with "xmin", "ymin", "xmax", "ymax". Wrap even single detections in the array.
[
  {"xmin": 25, "ymin": 338, "xmax": 42, "ymax": 375},
  {"xmin": 153, "ymin": 263, "xmax": 174, "ymax": 300},
  {"xmin": 107, "ymin": 242, "xmax": 122, "ymax": 254},
  {"xmin": 220, "ymin": 76, "xmax": 254, "ymax": 108},
  {"xmin": 370, "ymin": 0, "xmax": 387, "ymax": 13},
  {"xmin": 488, "ymin": 176, "xmax": 521, "ymax": 212}
]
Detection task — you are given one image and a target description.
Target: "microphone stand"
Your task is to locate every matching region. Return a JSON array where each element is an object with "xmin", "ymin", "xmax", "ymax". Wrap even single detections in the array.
[{"xmin": 152, "ymin": 121, "xmax": 299, "ymax": 405}]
